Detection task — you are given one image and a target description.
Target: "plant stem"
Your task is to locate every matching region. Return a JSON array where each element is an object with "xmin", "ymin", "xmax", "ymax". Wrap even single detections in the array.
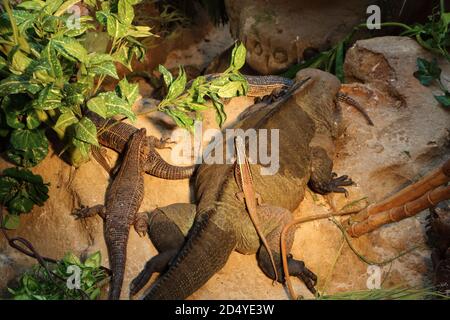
[{"xmin": 2, "ymin": 0, "xmax": 19, "ymax": 45}]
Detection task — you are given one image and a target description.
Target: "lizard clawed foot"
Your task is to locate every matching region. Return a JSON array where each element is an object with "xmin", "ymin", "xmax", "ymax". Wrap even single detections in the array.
[
  {"xmin": 149, "ymin": 136, "xmax": 176, "ymax": 150},
  {"xmin": 328, "ymin": 173, "xmax": 354, "ymax": 197},
  {"xmin": 130, "ymin": 250, "xmax": 177, "ymax": 297},
  {"xmin": 72, "ymin": 205, "xmax": 105, "ymax": 220},
  {"xmin": 288, "ymin": 255, "xmax": 318, "ymax": 295},
  {"xmin": 134, "ymin": 213, "xmax": 148, "ymax": 237}
]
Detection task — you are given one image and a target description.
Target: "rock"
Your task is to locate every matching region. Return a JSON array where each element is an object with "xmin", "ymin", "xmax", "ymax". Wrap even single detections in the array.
[{"xmin": 225, "ymin": 0, "xmax": 372, "ymax": 74}]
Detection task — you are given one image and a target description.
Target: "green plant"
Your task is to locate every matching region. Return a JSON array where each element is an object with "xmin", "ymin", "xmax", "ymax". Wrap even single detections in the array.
[
  {"xmin": 8, "ymin": 251, "xmax": 109, "ymax": 300},
  {"xmin": 414, "ymin": 57, "xmax": 450, "ymax": 107},
  {"xmin": 0, "ymin": 167, "xmax": 49, "ymax": 229},
  {"xmin": 155, "ymin": 43, "xmax": 248, "ymax": 130},
  {"xmin": 0, "ymin": 0, "xmax": 153, "ymax": 168}
]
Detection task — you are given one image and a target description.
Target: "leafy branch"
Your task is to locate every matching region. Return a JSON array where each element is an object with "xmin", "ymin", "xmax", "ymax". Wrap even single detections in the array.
[
  {"xmin": 0, "ymin": 0, "xmax": 154, "ymax": 168},
  {"xmin": 154, "ymin": 42, "xmax": 248, "ymax": 130},
  {"xmin": 0, "ymin": 167, "xmax": 49, "ymax": 229},
  {"xmin": 8, "ymin": 251, "xmax": 109, "ymax": 300}
]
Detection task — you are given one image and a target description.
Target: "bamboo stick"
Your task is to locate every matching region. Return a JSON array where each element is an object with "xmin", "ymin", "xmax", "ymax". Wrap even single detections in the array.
[
  {"xmin": 346, "ymin": 159, "xmax": 450, "ymax": 224},
  {"xmin": 347, "ymin": 185, "xmax": 450, "ymax": 237}
]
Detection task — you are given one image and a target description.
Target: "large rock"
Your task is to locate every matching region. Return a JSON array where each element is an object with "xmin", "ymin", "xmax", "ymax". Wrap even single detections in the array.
[{"xmin": 225, "ymin": 0, "xmax": 372, "ymax": 74}]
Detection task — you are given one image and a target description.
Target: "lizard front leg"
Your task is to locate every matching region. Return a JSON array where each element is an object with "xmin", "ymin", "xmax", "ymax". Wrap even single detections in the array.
[
  {"xmin": 73, "ymin": 204, "xmax": 106, "ymax": 220},
  {"xmin": 308, "ymin": 146, "xmax": 353, "ymax": 196},
  {"xmin": 147, "ymin": 136, "xmax": 175, "ymax": 150}
]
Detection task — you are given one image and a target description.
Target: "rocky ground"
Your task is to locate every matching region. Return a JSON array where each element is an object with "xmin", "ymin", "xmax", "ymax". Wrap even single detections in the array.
[{"xmin": 1, "ymin": 4, "xmax": 450, "ymax": 300}]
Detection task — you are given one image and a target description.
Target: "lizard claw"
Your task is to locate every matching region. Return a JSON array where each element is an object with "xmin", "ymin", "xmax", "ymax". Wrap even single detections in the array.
[
  {"xmin": 72, "ymin": 206, "xmax": 89, "ymax": 220},
  {"xmin": 297, "ymin": 261, "xmax": 318, "ymax": 294},
  {"xmin": 328, "ymin": 173, "xmax": 353, "ymax": 197},
  {"xmin": 134, "ymin": 213, "xmax": 148, "ymax": 237}
]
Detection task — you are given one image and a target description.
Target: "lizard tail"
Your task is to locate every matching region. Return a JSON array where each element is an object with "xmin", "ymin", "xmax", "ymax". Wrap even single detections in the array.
[
  {"xmin": 337, "ymin": 92, "xmax": 374, "ymax": 126},
  {"xmin": 105, "ymin": 225, "xmax": 130, "ymax": 300},
  {"xmin": 145, "ymin": 150, "xmax": 197, "ymax": 180},
  {"xmin": 143, "ymin": 209, "xmax": 236, "ymax": 300}
]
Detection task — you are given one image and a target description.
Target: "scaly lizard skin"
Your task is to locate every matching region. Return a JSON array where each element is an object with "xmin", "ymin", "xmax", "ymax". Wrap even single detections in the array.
[
  {"xmin": 75, "ymin": 128, "xmax": 150, "ymax": 300},
  {"xmin": 130, "ymin": 69, "xmax": 354, "ymax": 300},
  {"xmin": 87, "ymin": 112, "xmax": 196, "ymax": 179}
]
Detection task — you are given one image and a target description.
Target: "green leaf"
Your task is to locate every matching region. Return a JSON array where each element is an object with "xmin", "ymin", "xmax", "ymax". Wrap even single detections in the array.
[
  {"xmin": 434, "ymin": 92, "xmax": 450, "ymax": 107},
  {"xmin": 126, "ymin": 25, "xmax": 153, "ymax": 38},
  {"xmin": 86, "ymin": 96, "xmax": 108, "ymax": 118},
  {"xmin": 0, "ymin": 176, "xmax": 19, "ymax": 204},
  {"xmin": 1, "ymin": 214, "xmax": 20, "ymax": 230},
  {"xmin": 54, "ymin": 111, "xmax": 78, "ymax": 130},
  {"xmin": 63, "ymin": 252, "xmax": 82, "ymax": 266},
  {"xmin": 230, "ymin": 42, "xmax": 246, "ymax": 70},
  {"xmin": 33, "ymin": 85, "xmax": 62, "ymax": 110},
  {"xmin": 210, "ymin": 93, "xmax": 226, "ymax": 127},
  {"xmin": 74, "ymin": 117, "xmax": 99, "ymax": 146},
  {"xmin": 88, "ymin": 59, "xmax": 118, "ymax": 79},
  {"xmin": 2, "ymin": 167, "xmax": 44, "ymax": 185},
  {"xmin": 414, "ymin": 57, "xmax": 441, "ymax": 86},
  {"xmin": 41, "ymin": 44, "xmax": 63, "ymax": 80},
  {"xmin": 0, "ymin": 168, "xmax": 48, "ymax": 216},
  {"xmin": 9, "ymin": 47, "xmax": 33, "ymax": 74},
  {"xmin": 8, "ymin": 129, "xmax": 49, "ymax": 167},
  {"xmin": 54, "ymin": 0, "xmax": 81, "ymax": 17},
  {"xmin": 118, "ymin": 0, "xmax": 134, "ymax": 25},
  {"xmin": 167, "ymin": 66, "xmax": 186, "ymax": 99},
  {"xmin": 83, "ymin": 0, "xmax": 97, "ymax": 8},
  {"xmin": 1, "ymin": 96, "xmax": 27, "ymax": 129},
  {"xmin": 84, "ymin": 251, "xmax": 101, "ymax": 269},
  {"xmin": 71, "ymin": 138, "xmax": 91, "ymax": 163},
  {"xmin": 335, "ymin": 42, "xmax": 345, "ymax": 82},
  {"xmin": 106, "ymin": 14, "xmax": 127, "ymax": 39},
  {"xmin": 95, "ymin": 10, "xmax": 109, "ymax": 26},
  {"xmin": 9, "ymin": 193, "xmax": 34, "ymax": 214},
  {"xmin": 97, "ymin": 92, "xmax": 136, "ymax": 121},
  {"xmin": 0, "ymin": 76, "xmax": 41, "ymax": 96},
  {"xmin": 43, "ymin": 0, "xmax": 64, "ymax": 14},
  {"xmin": 52, "ymin": 37, "xmax": 88, "ymax": 63},
  {"xmin": 158, "ymin": 64, "xmax": 173, "ymax": 87},
  {"xmin": 17, "ymin": 0, "xmax": 46, "ymax": 11},
  {"xmin": 117, "ymin": 77, "xmax": 139, "ymax": 106},
  {"xmin": 217, "ymin": 80, "xmax": 245, "ymax": 98},
  {"xmin": 63, "ymin": 83, "xmax": 86, "ymax": 106},
  {"xmin": 26, "ymin": 110, "xmax": 41, "ymax": 130}
]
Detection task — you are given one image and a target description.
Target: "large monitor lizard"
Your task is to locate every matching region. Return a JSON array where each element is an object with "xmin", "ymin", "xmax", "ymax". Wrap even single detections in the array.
[
  {"xmin": 75, "ymin": 128, "xmax": 150, "ymax": 300},
  {"xmin": 130, "ymin": 68, "xmax": 355, "ymax": 299}
]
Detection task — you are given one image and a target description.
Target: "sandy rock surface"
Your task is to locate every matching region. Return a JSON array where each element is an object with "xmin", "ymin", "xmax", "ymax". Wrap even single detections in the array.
[{"xmin": 1, "ymin": 35, "xmax": 449, "ymax": 300}]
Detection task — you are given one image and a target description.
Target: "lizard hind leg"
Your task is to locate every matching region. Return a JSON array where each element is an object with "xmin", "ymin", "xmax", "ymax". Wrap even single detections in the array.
[
  {"xmin": 255, "ymin": 205, "xmax": 318, "ymax": 294},
  {"xmin": 130, "ymin": 203, "xmax": 196, "ymax": 297}
]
